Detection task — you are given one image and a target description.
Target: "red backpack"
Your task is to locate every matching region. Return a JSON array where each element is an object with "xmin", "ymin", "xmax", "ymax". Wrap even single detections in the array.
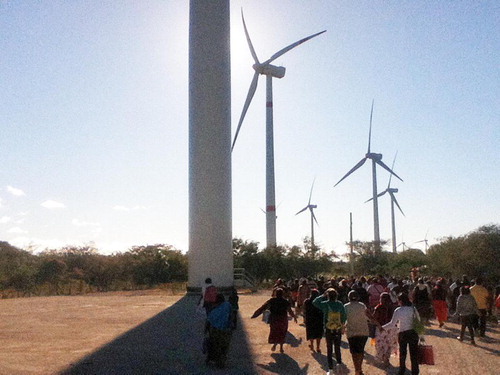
[{"xmin": 204, "ymin": 285, "xmax": 217, "ymax": 303}]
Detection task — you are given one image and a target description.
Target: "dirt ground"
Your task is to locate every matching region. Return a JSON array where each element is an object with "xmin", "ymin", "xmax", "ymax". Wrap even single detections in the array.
[{"xmin": 0, "ymin": 290, "xmax": 498, "ymax": 374}]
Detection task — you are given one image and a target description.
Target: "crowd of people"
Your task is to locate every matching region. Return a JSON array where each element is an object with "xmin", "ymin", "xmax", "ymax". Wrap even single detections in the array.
[{"xmin": 197, "ymin": 274, "xmax": 499, "ymax": 374}]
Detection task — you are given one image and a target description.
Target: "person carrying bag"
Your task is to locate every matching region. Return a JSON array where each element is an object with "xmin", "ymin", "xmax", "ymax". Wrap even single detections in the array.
[{"xmin": 383, "ymin": 293, "xmax": 422, "ymax": 375}]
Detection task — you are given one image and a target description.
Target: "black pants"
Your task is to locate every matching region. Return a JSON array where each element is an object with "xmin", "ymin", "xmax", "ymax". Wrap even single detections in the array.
[
  {"xmin": 325, "ymin": 329, "xmax": 342, "ymax": 368},
  {"xmin": 478, "ymin": 309, "xmax": 487, "ymax": 336},
  {"xmin": 398, "ymin": 329, "xmax": 419, "ymax": 375},
  {"xmin": 460, "ymin": 314, "xmax": 475, "ymax": 341}
]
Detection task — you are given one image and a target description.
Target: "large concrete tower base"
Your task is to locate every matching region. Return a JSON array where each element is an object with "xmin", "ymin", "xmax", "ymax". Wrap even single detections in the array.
[{"xmin": 187, "ymin": 1, "xmax": 233, "ymax": 293}]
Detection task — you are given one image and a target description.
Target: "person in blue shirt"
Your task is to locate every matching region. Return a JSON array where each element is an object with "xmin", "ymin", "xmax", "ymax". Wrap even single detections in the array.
[
  {"xmin": 206, "ymin": 293, "xmax": 233, "ymax": 368},
  {"xmin": 313, "ymin": 288, "xmax": 347, "ymax": 373}
]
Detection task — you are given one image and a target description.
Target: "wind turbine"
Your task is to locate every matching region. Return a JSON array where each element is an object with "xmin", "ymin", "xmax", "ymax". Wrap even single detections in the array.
[
  {"xmin": 295, "ymin": 179, "xmax": 319, "ymax": 248},
  {"xmin": 415, "ymin": 230, "xmax": 430, "ymax": 253},
  {"xmin": 365, "ymin": 152, "xmax": 405, "ymax": 253},
  {"xmin": 334, "ymin": 101, "xmax": 403, "ymax": 250},
  {"xmin": 232, "ymin": 11, "xmax": 326, "ymax": 248}
]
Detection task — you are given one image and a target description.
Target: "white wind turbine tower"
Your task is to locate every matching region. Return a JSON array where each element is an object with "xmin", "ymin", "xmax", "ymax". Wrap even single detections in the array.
[
  {"xmin": 296, "ymin": 179, "xmax": 319, "ymax": 248},
  {"xmin": 232, "ymin": 11, "xmax": 326, "ymax": 248},
  {"xmin": 334, "ymin": 101, "xmax": 403, "ymax": 250},
  {"xmin": 366, "ymin": 152, "xmax": 405, "ymax": 253}
]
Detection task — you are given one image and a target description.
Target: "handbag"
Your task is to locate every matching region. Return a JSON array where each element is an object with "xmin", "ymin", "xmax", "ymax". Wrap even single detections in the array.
[
  {"xmin": 262, "ymin": 309, "xmax": 270, "ymax": 324},
  {"xmin": 418, "ymin": 344, "xmax": 435, "ymax": 365},
  {"xmin": 413, "ymin": 307, "xmax": 426, "ymax": 335}
]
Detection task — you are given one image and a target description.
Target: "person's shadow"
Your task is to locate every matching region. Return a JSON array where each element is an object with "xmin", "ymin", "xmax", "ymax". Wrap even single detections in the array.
[
  {"xmin": 59, "ymin": 295, "xmax": 256, "ymax": 374},
  {"xmin": 285, "ymin": 331, "xmax": 302, "ymax": 348},
  {"xmin": 257, "ymin": 353, "xmax": 309, "ymax": 374}
]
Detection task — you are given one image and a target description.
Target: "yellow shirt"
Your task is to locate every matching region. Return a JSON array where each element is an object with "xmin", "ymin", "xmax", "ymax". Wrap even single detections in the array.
[{"xmin": 470, "ymin": 284, "xmax": 489, "ymax": 310}]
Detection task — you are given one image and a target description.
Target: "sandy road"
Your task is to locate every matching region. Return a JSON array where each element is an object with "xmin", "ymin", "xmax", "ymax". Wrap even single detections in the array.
[{"xmin": 0, "ymin": 290, "xmax": 498, "ymax": 374}]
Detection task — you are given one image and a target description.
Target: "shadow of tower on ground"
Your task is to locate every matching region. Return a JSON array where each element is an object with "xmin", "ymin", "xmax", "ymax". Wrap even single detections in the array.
[{"xmin": 60, "ymin": 295, "xmax": 256, "ymax": 375}]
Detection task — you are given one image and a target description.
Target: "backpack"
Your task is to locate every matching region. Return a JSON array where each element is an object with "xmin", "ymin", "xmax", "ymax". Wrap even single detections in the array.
[
  {"xmin": 326, "ymin": 306, "xmax": 342, "ymax": 330},
  {"xmin": 415, "ymin": 286, "xmax": 429, "ymax": 301},
  {"xmin": 204, "ymin": 285, "xmax": 217, "ymax": 303}
]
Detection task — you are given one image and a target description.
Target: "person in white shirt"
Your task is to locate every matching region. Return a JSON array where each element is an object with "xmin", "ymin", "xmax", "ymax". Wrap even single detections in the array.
[
  {"xmin": 383, "ymin": 293, "xmax": 420, "ymax": 375},
  {"xmin": 344, "ymin": 290, "xmax": 381, "ymax": 375}
]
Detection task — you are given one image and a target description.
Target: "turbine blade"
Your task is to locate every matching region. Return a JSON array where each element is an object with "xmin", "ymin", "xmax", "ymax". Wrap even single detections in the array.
[
  {"xmin": 387, "ymin": 151, "xmax": 398, "ymax": 188},
  {"xmin": 375, "ymin": 159, "xmax": 404, "ymax": 182},
  {"xmin": 241, "ymin": 10, "xmax": 259, "ymax": 64},
  {"xmin": 308, "ymin": 177, "xmax": 316, "ymax": 205},
  {"xmin": 295, "ymin": 206, "xmax": 308, "ymax": 215},
  {"xmin": 232, "ymin": 72, "xmax": 260, "ymax": 150},
  {"xmin": 368, "ymin": 99, "xmax": 374, "ymax": 153},
  {"xmin": 262, "ymin": 30, "xmax": 326, "ymax": 66},
  {"xmin": 389, "ymin": 191, "xmax": 405, "ymax": 217},
  {"xmin": 311, "ymin": 209, "xmax": 319, "ymax": 225},
  {"xmin": 334, "ymin": 157, "xmax": 367, "ymax": 187},
  {"xmin": 365, "ymin": 189, "xmax": 387, "ymax": 203}
]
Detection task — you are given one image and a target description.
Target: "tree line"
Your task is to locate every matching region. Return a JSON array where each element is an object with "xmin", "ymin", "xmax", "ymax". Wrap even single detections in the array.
[
  {"xmin": 0, "ymin": 243, "xmax": 188, "ymax": 297},
  {"xmin": 0, "ymin": 224, "xmax": 498, "ymax": 297}
]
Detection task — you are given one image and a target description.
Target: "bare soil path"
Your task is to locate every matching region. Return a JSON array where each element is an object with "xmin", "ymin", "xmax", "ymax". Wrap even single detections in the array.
[{"xmin": 0, "ymin": 290, "xmax": 498, "ymax": 374}]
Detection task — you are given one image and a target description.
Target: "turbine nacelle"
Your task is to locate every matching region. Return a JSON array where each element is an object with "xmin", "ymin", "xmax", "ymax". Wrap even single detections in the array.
[
  {"xmin": 366, "ymin": 152, "xmax": 383, "ymax": 161},
  {"xmin": 309, "ymin": 204, "xmax": 318, "ymax": 209},
  {"xmin": 254, "ymin": 63, "xmax": 286, "ymax": 78},
  {"xmin": 388, "ymin": 187, "xmax": 399, "ymax": 193}
]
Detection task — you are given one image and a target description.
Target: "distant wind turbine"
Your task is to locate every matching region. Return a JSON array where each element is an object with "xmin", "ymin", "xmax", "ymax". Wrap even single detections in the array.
[
  {"xmin": 415, "ymin": 230, "xmax": 430, "ymax": 253},
  {"xmin": 232, "ymin": 10, "xmax": 326, "ymax": 248},
  {"xmin": 334, "ymin": 101, "xmax": 403, "ymax": 250},
  {"xmin": 365, "ymin": 152, "xmax": 405, "ymax": 253},
  {"xmin": 296, "ymin": 179, "xmax": 319, "ymax": 248}
]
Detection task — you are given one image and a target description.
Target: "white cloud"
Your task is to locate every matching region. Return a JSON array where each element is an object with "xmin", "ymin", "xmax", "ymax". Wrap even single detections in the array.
[
  {"xmin": 7, "ymin": 185, "xmax": 25, "ymax": 196},
  {"xmin": 8, "ymin": 227, "xmax": 28, "ymax": 234},
  {"xmin": 0, "ymin": 216, "xmax": 11, "ymax": 224},
  {"xmin": 41, "ymin": 200, "xmax": 66, "ymax": 209},
  {"xmin": 72, "ymin": 218, "xmax": 100, "ymax": 227}
]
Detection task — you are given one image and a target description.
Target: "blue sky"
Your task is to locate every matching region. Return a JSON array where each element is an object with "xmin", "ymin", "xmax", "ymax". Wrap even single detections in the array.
[{"xmin": 1, "ymin": 1, "xmax": 498, "ymax": 255}]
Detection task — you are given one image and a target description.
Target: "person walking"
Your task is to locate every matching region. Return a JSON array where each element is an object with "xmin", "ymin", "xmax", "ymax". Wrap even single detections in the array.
[
  {"xmin": 431, "ymin": 279, "xmax": 448, "ymax": 328},
  {"xmin": 296, "ymin": 279, "xmax": 311, "ymax": 317},
  {"xmin": 313, "ymin": 288, "xmax": 347, "ymax": 373},
  {"xmin": 367, "ymin": 277, "xmax": 386, "ymax": 310},
  {"xmin": 199, "ymin": 277, "xmax": 217, "ymax": 315},
  {"xmin": 228, "ymin": 286, "xmax": 239, "ymax": 330},
  {"xmin": 470, "ymin": 277, "xmax": 489, "ymax": 337},
  {"xmin": 304, "ymin": 289, "xmax": 324, "ymax": 353},
  {"xmin": 198, "ymin": 277, "xmax": 218, "ymax": 333},
  {"xmin": 383, "ymin": 293, "xmax": 421, "ymax": 375},
  {"xmin": 373, "ymin": 292, "xmax": 396, "ymax": 368},
  {"xmin": 449, "ymin": 279, "xmax": 462, "ymax": 315},
  {"xmin": 251, "ymin": 288, "xmax": 297, "ymax": 353},
  {"xmin": 412, "ymin": 278, "xmax": 432, "ymax": 325},
  {"xmin": 344, "ymin": 290, "xmax": 380, "ymax": 375},
  {"xmin": 456, "ymin": 286, "xmax": 479, "ymax": 345},
  {"xmin": 205, "ymin": 293, "xmax": 233, "ymax": 368}
]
